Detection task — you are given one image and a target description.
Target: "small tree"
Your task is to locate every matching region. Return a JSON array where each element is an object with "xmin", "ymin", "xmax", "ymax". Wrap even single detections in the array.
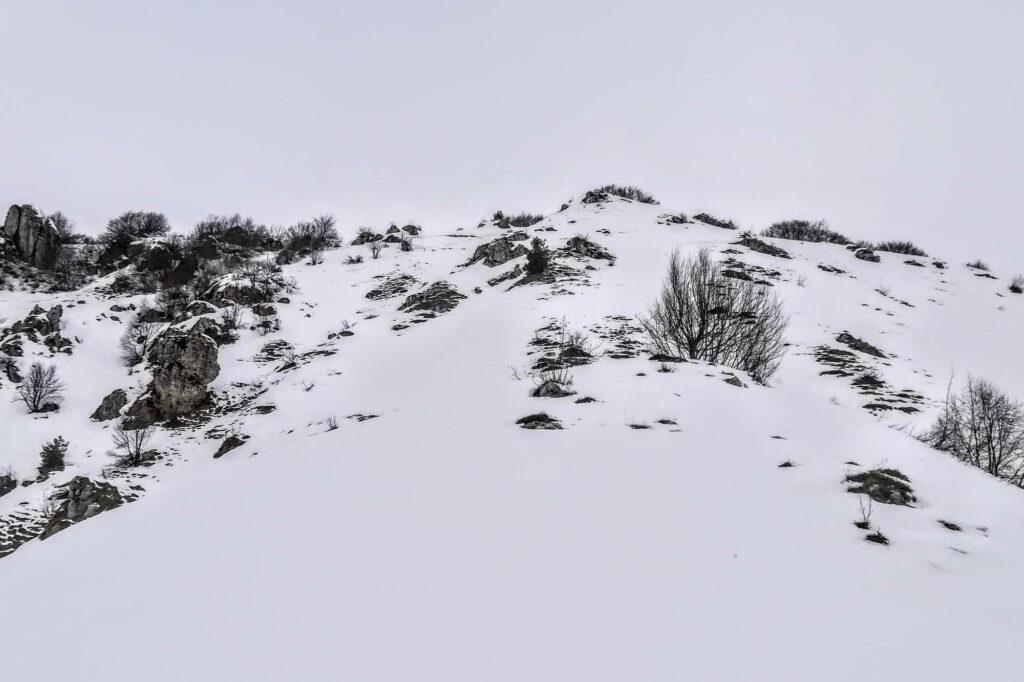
[
  {"xmin": 16, "ymin": 362, "xmax": 65, "ymax": 413},
  {"xmin": 112, "ymin": 419, "xmax": 154, "ymax": 467},
  {"xmin": 923, "ymin": 377, "xmax": 1024, "ymax": 486},
  {"xmin": 102, "ymin": 211, "xmax": 170, "ymax": 245},
  {"xmin": 44, "ymin": 211, "xmax": 77, "ymax": 244},
  {"xmin": 369, "ymin": 240, "xmax": 385, "ymax": 259},
  {"xmin": 119, "ymin": 321, "xmax": 162, "ymax": 367},
  {"xmin": 525, "ymin": 237, "xmax": 549, "ymax": 274},
  {"xmin": 39, "ymin": 436, "xmax": 68, "ymax": 475},
  {"xmin": 639, "ymin": 249, "xmax": 788, "ymax": 383}
]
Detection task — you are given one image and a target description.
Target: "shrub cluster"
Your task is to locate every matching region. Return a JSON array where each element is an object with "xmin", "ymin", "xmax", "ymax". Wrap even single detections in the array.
[
  {"xmin": 762, "ymin": 220, "xmax": 850, "ymax": 245},
  {"xmin": 593, "ymin": 185, "xmax": 658, "ymax": 204},
  {"xmin": 874, "ymin": 240, "xmax": 927, "ymax": 257}
]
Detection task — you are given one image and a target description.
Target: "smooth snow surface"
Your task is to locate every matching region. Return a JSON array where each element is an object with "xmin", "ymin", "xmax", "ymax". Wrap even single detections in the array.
[{"xmin": 2, "ymin": 197, "xmax": 1024, "ymax": 680}]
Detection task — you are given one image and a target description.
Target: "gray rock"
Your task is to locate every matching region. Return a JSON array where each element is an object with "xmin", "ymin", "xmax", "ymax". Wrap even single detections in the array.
[
  {"xmin": 213, "ymin": 434, "xmax": 248, "ymax": 459},
  {"xmin": 91, "ymin": 388, "xmax": 128, "ymax": 421},
  {"xmin": 468, "ymin": 237, "xmax": 528, "ymax": 267},
  {"xmin": 39, "ymin": 477, "xmax": 125, "ymax": 540},
  {"xmin": 0, "ymin": 474, "xmax": 16, "ymax": 498},
  {"xmin": 2, "ymin": 204, "xmax": 60, "ymax": 269},
  {"xmin": 855, "ymin": 248, "xmax": 880, "ymax": 263},
  {"xmin": 127, "ymin": 324, "xmax": 220, "ymax": 424}
]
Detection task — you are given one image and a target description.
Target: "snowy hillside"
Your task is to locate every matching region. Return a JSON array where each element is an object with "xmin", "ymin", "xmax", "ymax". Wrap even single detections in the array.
[{"xmin": 2, "ymin": 191, "xmax": 1024, "ymax": 681}]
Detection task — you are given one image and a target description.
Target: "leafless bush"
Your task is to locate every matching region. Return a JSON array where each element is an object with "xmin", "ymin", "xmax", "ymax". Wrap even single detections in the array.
[
  {"xmin": 119, "ymin": 320, "xmax": 161, "ymax": 367},
  {"xmin": 639, "ymin": 249, "xmax": 788, "ymax": 383},
  {"xmin": 875, "ymin": 240, "xmax": 927, "ymax": 257},
  {"xmin": 762, "ymin": 220, "xmax": 850, "ymax": 244},
  {"xmin": 112, "ymin": 419, "xmax": 155, "ymax": 467},
  {"xmin": 308, "ymin": 247, "xmax": 324, "ymax": 265},
  {"xmin": 1009, "ymin": 275, "xmax": 1023, "ymax": 294},
  {"xmin": 219, "ymin": 302, "xmax": 245, "ymax": 330},
  {"xmin": 369, "ymin": 241, "xmax": 385, "ymax": 259},
  {"xmin": 967, "ymin": 259, "xmax": 990, "ymax": 271},
  {"xmin": 326, "ymin": 416, "xmax": 339, "ymax": 431},
  {"xmin": 15, "ymin": 362, "xmax": 65, "ymax": 413},
  {"xmin": 922, "ymin": 377, "xmax": 1024, "ymax": 486},
  {"xmin": 345, "ymin": 254, "xmax": 364, "ymax": 265}
]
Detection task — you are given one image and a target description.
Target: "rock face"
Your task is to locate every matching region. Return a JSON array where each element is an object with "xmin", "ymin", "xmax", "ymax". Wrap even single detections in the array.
[
  {"xmin": 39, "ymin": 477, "xmax": 124, "ymax": 540},
  {"xmin": 213, "ymin": 434, "xmax": 248, "ymax": 459},
  {"xmin": 564, "ymin": 236, "xmax": 614, "ymax": 261},
  {"xmin": 398, "ymin": 281, "xmax": 467, "ymax": 315},
  {"xmin": 91, "ymin": 389, "xmax": 128, "ymax": 421},
  {"xmin": 0, "ymin": 474, "xmax": 16, "ymax": 498},
  {"xmin": 1, "ymin": 305, "xmax": 73, "ymax": 355},
  {"xmin": 2, "ymin": 205, "xmax": 60, "ymax": 269},
  {"xmin": 468, "ymin": 237, "xmax": 528, "ymax": 267},
  {"xmin": 127, "ymin": 325, "xmax": 220, "ymax": 424}
]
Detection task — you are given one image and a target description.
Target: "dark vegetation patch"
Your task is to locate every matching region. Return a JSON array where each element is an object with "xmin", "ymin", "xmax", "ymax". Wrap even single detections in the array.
[
  {"xmin": 692, "ymin": 212, "xmax": 737, "ymax": 230},
  {"xmin": 865, "ymin": 531, "xmax": 890, "ymax": 545},
  {"xmin": 846, "ymin": 468, "xmax": 916, "ymax": 506},
  {"xmin": 516, "ymin": 413, "xmax": 563, "ymax": 430},
  {"xmin": 939, "ymin": 520, "xmax": 962, "ymax": 532},
  {"xmin": 762, "ymin": 220, "xmax": 850, "ymax": 244},
  {"xmin": 817, "ymin": 264, "xmax": 846, "ymax": 275},
  {"xmin": 588, "ymin": 315, "xmax": 646, "ymax": 359},
  {"xmin": 582, "ymin": 185, "xmax": 658, "ymax": 205},
  {"xmin": 720, "ymin": 257, "xmax": 781, "ymax": 285},
  {"xmin": 527, "ymin": 319, "xmax": 598, "ymax": 371},
  {"xmin": 874, "ymin": 240, "xmax": 927, "ymax": 257},
  {"xmin": 366, "ymin": 272, "xmax": 419, "ymax": 300}
]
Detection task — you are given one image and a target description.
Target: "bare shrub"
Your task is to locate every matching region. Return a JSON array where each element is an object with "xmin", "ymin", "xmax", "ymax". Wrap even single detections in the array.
[
  {"xmin": 922, "ymin": 377, "xmax": 1024, "ymax": 486},
  {"xmin": 592, "ymin": 184, "xmax": 658, "ymax": 204},
  {"xmin": 639, "ymin": 249, "xmax": 788, "ymax": 383},
  {"xmin": 875, "ymin": 240, "xmax": 927, "ymax": 257},
  {"xmin": 369, "ymin": 241, "xmax": 385, "ymax": 259},
  {"xmin": 119, "ymin": 321, "xmax": 161, "ymax": 367},
  {"xmin": 15, "ymin": 362, "xmax": 65, "ymax": 413},
  {"xmin": 308, "ymin": 247, "xmax": 324, "ymax": 265},
  {"xmin": 967, "ymin": 259, "xmax": 990, "ymax": 271},
  {"xmin": 112, "ymin": 419, "xmax": 155, "ymax": 467},
  {"xmin": 1009, "ymin": 275, "xmax": 1023, "ymax": 294},
  {"xmin": 219, "ymin": 302, "xmax": 245, "ymax": 330},
  {"xmin": 762, "ymin": 220, "xmax": 850, "ymax": 244}
]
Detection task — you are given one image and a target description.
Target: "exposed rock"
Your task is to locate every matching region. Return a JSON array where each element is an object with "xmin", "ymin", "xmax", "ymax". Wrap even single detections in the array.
[
  {"xmin": 213, "ymin": 434, "xmax": 248, "ymax": 459},
  {"xmin": 386, "ymin": 225, "xmax": 400, "ymax": 234},
  {"xmin": 1, "ymin": 305, "xmax": 73, "ymax": 354},
  {"xmin": 737, "ymin": 235, "xmax": 791, "ymax": 259},
  {"xmin": 398, "ymin": 281, "xmax": 466, "ymax": 315},
  {"xmin": 0, "ymin": 474, "xmax": 16, "ymax": 498},
  {"xmin": 2, "ymin": 204, "xmax": 60, "ymax": 269},
  {"xmin": 127, "ymin": 324, "xmax": 220, "ymax": 424},
  {"xmin": 366, "ymin": 272, "xmax": 418, "ymax": 301},
  {"xmin": 182, "ymin": 300, "xmax": 219, "ymax": 319},
  {"xmin": 384, "ymin": 234, "xmax": 403, "ymax": 244},
  {"xmin": 855, "ymin": 248, "xmax": 880, "ymax": 263},
  {"xmin": 723, "ymin": 375, "xmax": 747, "ymax": 388},
  {"xmin": 487, "ymin": 263, "xmax": 523, "ymax": 287},
  {"xmin": 564, "ymin": 236, "xmax": 614, "ymax": 261},
  {"xmin": 39, "ymin": 477, "xmax": 125, "ymax": 540},
  {"xmin": 467, "ymin": 237, "xmax": 528, "ymax": 267},
  {"xmin": 129, "ymin": 239, "xmax": 176, "ymax": 272},
  {"xmin": 91, "ymin": 389, "xmax": 128, "ymax": 421},
  {"xmin": 581, "ymin": 189, "xmax": 610, "ymax": 204},
  {"xmin": 351, "ymin": 231, "xmax": 384, "ymax": 245},
  {"xmin": 402, "ymin": 224, "xmax": 421, "ymax": 236},
  {"xmin": 836, "ymin": 332, "xmax": 886, "ymax": 358}
]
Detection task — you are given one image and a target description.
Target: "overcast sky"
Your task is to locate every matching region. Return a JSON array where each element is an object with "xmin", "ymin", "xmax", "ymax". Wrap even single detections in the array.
[{"xmin": 2, "ymin": 1, "xmax": 1022, "ymax": 270}]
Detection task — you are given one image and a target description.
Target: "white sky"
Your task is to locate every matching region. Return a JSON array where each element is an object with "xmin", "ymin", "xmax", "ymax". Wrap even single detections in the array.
[{"xmin": 2, "ymin": 0, "xmax": 1022, "ymax": 270}]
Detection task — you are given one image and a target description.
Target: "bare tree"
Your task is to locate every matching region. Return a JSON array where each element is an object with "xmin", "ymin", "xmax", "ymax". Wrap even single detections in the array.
[
  {"xmin": 112, "ymin": 419, "xmax": 155, "ymax": 467},
  {"xmin": 369, "ymin": 240, "xmax": 385, "ymax": 259},
  {"xmin": 15, "ymin": 362, "xmax": 65, "ymax": 413},
  {"xmin": 639, "ymin": 249, "xmax": 788, "ymax": 383},
  {"xmin": 119, "ymin": 321, "xmax": 162, "ymax": 367},
  {"xmin": 923, "ymin": 376, "xmax": 1024, "ymax": 486}
]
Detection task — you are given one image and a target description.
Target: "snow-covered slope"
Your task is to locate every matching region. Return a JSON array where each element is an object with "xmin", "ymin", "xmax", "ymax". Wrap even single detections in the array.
[{"xmin": 2, "ymin": 196, "xmax": 1024, "ymax": 680}]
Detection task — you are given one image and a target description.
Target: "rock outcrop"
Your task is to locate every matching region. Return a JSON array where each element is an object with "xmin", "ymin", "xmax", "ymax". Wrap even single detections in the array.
[
  {"xmin": 127, "ymin": 324, "xmax": 221, "ymax": 425},
  {"xmin": 467, "ymin": 236, "xmax": 528, "ymax": 267},
  {"xmin": 2, "ymin": 205, "xmax": 60, "ymax": 269},
  {"xmin": 855, "ymin": 248, "xmax": 881, "ymax": 263},
  {"xmin": 1, "ymin": 305, "xmax": 73, "ymax": 355},
  {"xmin": 39, "ymin": 477, "xmax": 125, "ymax": 540},
  {"xmin": 91, "ymin": 389, "xmax": 128, "ymax": 421},
  {"xmin": 398, "ymin": 281, "xmax": 467, "ymax": 315}
]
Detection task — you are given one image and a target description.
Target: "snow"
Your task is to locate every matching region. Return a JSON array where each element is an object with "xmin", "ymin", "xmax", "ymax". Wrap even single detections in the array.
[{"xmin": 2, "ymin": 196, "xmax": 1024, "ymax": 680}]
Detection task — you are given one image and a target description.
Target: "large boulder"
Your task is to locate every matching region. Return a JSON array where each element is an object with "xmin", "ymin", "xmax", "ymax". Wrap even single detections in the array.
[
  {"xmin": 467, "ymin": 237, "xmax": 528, "ymax": 267},
  {"xmin": 39, "ymin": 477, "xmax": 124, "ymax": 540},
  {"xmin": 127, "ymin": 324, "xmax": 220, "ymax": 424},
  {"xmin": 91, "ymin": 388, "xmax": 128, "ymax": 421},
  {"xmin": 2, "ymin": 204, "xmax": 60, "ymax": 269}
]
